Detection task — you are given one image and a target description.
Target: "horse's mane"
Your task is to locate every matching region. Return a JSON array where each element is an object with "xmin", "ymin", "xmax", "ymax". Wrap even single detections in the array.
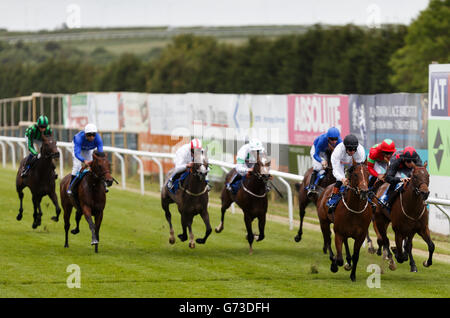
[{"xmin": 94, "ymin": 150, "xmax": 106, "ymax": 157}]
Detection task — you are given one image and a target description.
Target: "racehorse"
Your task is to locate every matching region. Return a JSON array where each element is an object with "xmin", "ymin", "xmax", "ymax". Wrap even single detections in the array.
[
  {"xmin": 60, "ymin": 150, "xmax": 114, "ymax": 253},
  {"xmin": 16, "ymin": 134, "xmax": 60, "ymax": 229},
  {"xmin": 317, "ymin": 159, "xmax": 372, "ymax": 281},
  {"xmin": 294, "ymin": 148, "xmax": 335, "ymax": 243},
  {"xmin": 161, "ymin": 152, "xmax": 211, "ymax": 249},
  {"xmin": 215, "ymin": 151, "xmax": 271, "ymax": 254},
  {"xmin": 373, "ymin": 162, "xmax": 434, "ymax": 272}
]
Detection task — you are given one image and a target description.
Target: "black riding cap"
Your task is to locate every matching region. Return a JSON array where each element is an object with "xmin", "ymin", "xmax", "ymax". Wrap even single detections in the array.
[{"xmin": 343, "ymin": 134, "xmax": 359, "ymax": 148}]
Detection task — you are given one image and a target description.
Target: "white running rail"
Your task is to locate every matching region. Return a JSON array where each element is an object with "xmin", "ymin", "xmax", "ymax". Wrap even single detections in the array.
[{"xmin": 2, "ymin": 135, "xmax": 449, "ymax": 232}]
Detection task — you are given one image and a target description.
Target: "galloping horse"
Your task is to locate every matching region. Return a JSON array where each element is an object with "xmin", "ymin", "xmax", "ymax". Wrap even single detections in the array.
[
  {"xmin": 373, "ymin": 162, "xmax": 434, "ymax": 272},
  {"xmin": 294, "ymin": 148, "xmax": 335, "ymax": 243},
  {"xmin": 60, "ymin": 151, "xmax": 114, "ymax": 253},
  {"xmin": 215, "ymin": 151, "xmax": 271, "ymax": 254},
  {"xmin": 161, "ymin": 151, "xmax": 211, "ymax": 248},
  {"xmin": 317, "ymin": 159, "xmax": 372, "ymax": 281},
  {"xmin": 16, "ymin": 134, "xmax": 61, "ymax": 229}
]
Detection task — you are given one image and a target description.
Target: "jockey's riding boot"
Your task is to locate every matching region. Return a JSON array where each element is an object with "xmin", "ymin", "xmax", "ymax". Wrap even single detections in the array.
[
  {"xmin": 380, "ymin": 185, "xmax": 394, "ymax": 209},
  {"xmin": 368, "ymin": 176, "xmax": 376, "ymax": 191},
  {"xmin": 226, "ymin": 171, "xmax": 238, "ymax": 192},
  {"xmin": 327, "ymin": 187, "xmax": 341, "ymax": 214},
  {"xmin": 167, "ymin": 177, "xmax": 174, "ymax": 190},
  {"xmin": 67, "ymin": 175, "xmax": 77, "ymax": 195}
]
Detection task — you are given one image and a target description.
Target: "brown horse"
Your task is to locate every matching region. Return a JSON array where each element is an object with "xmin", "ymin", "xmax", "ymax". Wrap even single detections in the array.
[
  {"xmin": 16, "ymin": 134, "xmax": 60, "ymax": 229},
  {"xmin": 215, "ymin": 151, "xmax": 271, "ymax": 254},
  {"xmin": 317, "ymin": 160, "xmax": 372, "ymax": 281},
  {"xmin": 294, "ymin": 148, "xmax": 335, "ymax": 242},
  {"xmin": 60, "ymin": 151, "xmax": 114, "ymax": 253},
  {"xmin": 161, "ymin": 152, "xmax": 211, "ymax": 248},
  {"xmin": 373, "ymin": 162, "xmax": 434, "ymax": 272}
]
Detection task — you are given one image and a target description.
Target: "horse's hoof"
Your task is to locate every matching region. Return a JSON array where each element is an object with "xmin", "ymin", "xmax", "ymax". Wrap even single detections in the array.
[
  {"xmin": 91, "ymin": 240, "xmax": 99, "ymax": 245},
  {"xmin": 169, "ymin": 237, "xmax": 175, "ymax": 245},
  {"xmin": 410, "ymin": 266, "xmax": 418, "ymax": 273},
  {"xmin": 178, "ymin": 234, "xmax": 187, "ymax": 242},
  {"xmin": 16, "ymin": 214, "xmax": 23, "ymax": 221},
  {"xmin": 256, "ymin": 235, "xmax": 264, "ymax": 242},
  {"xmin": 344, "ymin": 263, "xmax": 352, "ymax": 271},
  {"xmin": 189, "ymin": 242, "xmax": 195, "ymax": 249},
  {"xmin": 389, "ymin": 262, "xmax": 397, "ymax": 271},
  {"xmin": 294, "ymin": 235, "xmax": 301, "ymax": 242},
  {"xmin": 71, "ymin": 229, "xmax": 79, "ymax": 235},
  {"xmin": 368, "ymin": 247, "xmax": 376, "ymax": 254},
  {"xmin": 336, "ymin": 259, "xmax": 344, "ymax": 267},
  {"xmin": 51, "ymin": 216, "xmax": 59, "ymax": 222},
  {"xmin": 32, "ymin": 223, "xmax": 38, "ymax": 229},
  {"xmin": 64, "ymin": 244, "xmax": 69, "ymax": 248},
  {"xmin": 350, "ymin": 274, "xmax": 356, "ymax": 282},
  {"xmin": 196, "ymin": 238, "xmax": 206, "ymax": 244},
  {"xmin": 330, "ymin": 263, "xmax": 338, "ymax": 273},
  {"xmin": 423, "ymin": 260, "xmax": 432, "ymax": 268},
  {"xmin": 215, "ymin": 226, "xmax": 223, "ymax": 233}
]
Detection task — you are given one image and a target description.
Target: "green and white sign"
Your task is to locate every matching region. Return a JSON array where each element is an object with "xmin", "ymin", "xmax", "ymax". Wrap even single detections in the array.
[{"xmin": 428, "ymin": 119, "xmax": 450, "ymax": 176}]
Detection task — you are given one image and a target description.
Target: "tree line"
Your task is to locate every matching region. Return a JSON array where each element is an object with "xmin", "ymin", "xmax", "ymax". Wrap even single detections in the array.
[{"xmin": 0, "ymin": 0, "xmax": 447, "ymax": 99}]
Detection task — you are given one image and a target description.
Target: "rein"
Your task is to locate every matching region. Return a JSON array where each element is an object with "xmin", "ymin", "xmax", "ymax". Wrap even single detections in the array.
[
  {"xmin": 341, "ymin": 193, "xmax": 368, "ymax": 214},
  {"xmin": 242, "ymin": 183, "xmax": 267, "ymax": 198},
  {"xmin": 399, "ymin": 189, "xmax": 427, "ymax": 221}
]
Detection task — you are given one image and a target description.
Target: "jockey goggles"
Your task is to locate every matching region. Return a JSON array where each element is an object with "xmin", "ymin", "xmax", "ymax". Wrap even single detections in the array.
[
  {"xmin": 86, "ymin": 132, "xmax": 96, "ymax": 137},
  {"xmin": 346, "ymin": 146, "xmax": 357, "ymax": 152}
]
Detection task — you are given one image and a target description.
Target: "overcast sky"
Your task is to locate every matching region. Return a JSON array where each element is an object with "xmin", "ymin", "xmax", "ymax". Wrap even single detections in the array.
[{"xmin": 0, "ymin": 0, "xmax": 430, "ymax": 31}]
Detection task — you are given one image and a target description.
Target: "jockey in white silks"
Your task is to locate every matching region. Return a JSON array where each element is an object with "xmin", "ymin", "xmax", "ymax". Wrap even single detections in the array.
[
  {"xmin": 327, "ymin": 134, "xmax": 366, "ymax": 214},
  {"xmin": 167, "ymin": 138, "xmax": 209, "ymax": 191},
  {"xmin": 225, "ymin": 138, "xmax": 269, "ymax": 193}
]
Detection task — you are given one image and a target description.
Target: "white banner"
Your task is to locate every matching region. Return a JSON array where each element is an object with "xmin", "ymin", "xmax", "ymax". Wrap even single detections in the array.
[
  {"xmin": 429, "ymin": 176, "xmax": 450, "ymax": 236},
  {"xmin": 118, "ymin": 92, "xmax": 149, "ymax": 133},
  {"xmin": 87, "ymin": 93, "xmax": 119, "ymax": 131}
]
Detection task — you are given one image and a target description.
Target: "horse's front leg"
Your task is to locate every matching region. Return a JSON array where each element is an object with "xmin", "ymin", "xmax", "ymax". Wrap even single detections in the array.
[
  {"xmin": 16, "ymin": 184, "xmax": 25, "ymax": 221},
  {"xmin": 178, "ymin": 212, "xmax": 188, "ymax": 242},
  {"xmin": 196, "ymin": 208, "xmax": 212, "ymax": 244},
  {"xmin": 82, "ymin": 206, "xmax": 98, "ymax": 247},
  {"xmin": 394, "ymin": 233, "xmax": 407, "ymax": 263},
  {"xmin": 350, "ymin": 235, "xmax": 365, "ymax": 282},
  {"xmin": 295, "ymin": 193, "xmax": 308, "ymax": 242},
  {"xmin": 31, "ymin": 194, "xmax": 42, "ymax": 229},
  {"xmin": 331, "ymin": 232, "xmax": 344, "ymax": 273},
  {"xmin": 71, "ymin": 210, "xmax": 82, "ymax": 234},
  {"xmin": 404, "ymin": 235, "xmax": 417, "ymax": 272},
  {"xmin": 418, "ymin": 227, "xmax": 435, "ymax": 268},
  {"xmin": 244, "ymin": 213, "xmax": 255, "ymax": 255},
  {"xmin": 93, "ymin": 212, "xmax": 103, "ymax": 253},
  {"xmin": 256, "ymin": 213, "xmax": 266, "ymax": 242},
  {"xmin": 216, "ymin": 192, "xmax": 232, "ymax": 233},
  {"xmin": 49, "ymin": 190, "xmax": 61, "ymax": 222},
  {"xmin": 343, "ymin": 238, "xmax": 352, "ymax": 271}
]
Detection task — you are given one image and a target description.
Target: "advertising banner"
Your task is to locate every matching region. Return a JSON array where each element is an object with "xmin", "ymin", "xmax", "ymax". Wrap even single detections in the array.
[
  {"xmin": 118, "ymin": 92, "xmax": 149, "ymax": 133},
  {"xmin": 62, "ymin": 94, "xmax": 89, "ymax": 129},
  {"xmin": 87, "ymin": 93, "xmax": 119, "ymax": 131},
  {"xmin": 428, "ymin": 175, "xmax": 450, "ymax": 236},
  {"xmin": 349, "ymin": 93, "xmax": 428, "ymax": 150},
  {"xmin": 288, "ymin": 145, "xmax": 312, "ymax": 176},
  {"xmin": 429, "ymin": 70, "xmax": 449, "ymax": 118},
  {"xmin": 287, "ymin": 94, "xmax": 349, "ymax": 146}
]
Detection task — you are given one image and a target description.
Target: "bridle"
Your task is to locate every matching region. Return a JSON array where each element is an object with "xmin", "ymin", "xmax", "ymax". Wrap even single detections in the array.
[
  {"xmin": 399, "ymin": 167, "xmax": 429, "ymax": 221},
  {"xmin": 343, "ymin": 163, "xmax": 369, "ymax": 214}
]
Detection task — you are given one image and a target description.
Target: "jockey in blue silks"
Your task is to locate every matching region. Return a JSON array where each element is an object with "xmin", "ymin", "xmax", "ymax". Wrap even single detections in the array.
[{"xmin": 306, "ymin": 127, "xmax": 342, "ymax": 197}]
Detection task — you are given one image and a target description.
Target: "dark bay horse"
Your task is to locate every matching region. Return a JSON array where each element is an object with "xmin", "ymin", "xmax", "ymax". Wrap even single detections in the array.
[
  {"xmin": 215, "ymin": 151, "xmax": 271, "ymax": 254},
  {"xmin": 60, "ymin": 151, "xmax": 114, "ymax": 253},
  {"xmin": 373, "ymin": 162, "xmax": 434, "ymax": 272},
  {"xmin": 294, "ymin": 148, "xmax": 335, "ymax": 243},
  {"xmin": 317, "ymin": 159, "xmax": 372, "ymax": 281},
  {"xmin": 161, "ymin": 152, "xmax": 211, "ymax": 248},
  {"xmin": 16, "ymin": 134, "xmax": 60, "ymax": 229}
]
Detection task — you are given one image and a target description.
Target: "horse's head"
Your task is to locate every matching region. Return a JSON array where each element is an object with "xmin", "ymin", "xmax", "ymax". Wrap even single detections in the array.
[
  {"xmin": 90, "ymin": 151, "xmax": 114, "ymax": 186},
  {"xmin": 347, "ymin": 158, "xmax": 369, "ymax": 201},
  {"xmin": 191, "ymin": 149, "xmax": 209, "ymax": 181},
  {"xmin": 252, "ymin": 150, "xmax": 271, "ymax": 182},
  {"xmin": 410, "ymin": 161, "xmax": 430, "ymax": 201},
  {"xmin": 40, "ymin": 135, "xmax": 59, "ymax": 159}
]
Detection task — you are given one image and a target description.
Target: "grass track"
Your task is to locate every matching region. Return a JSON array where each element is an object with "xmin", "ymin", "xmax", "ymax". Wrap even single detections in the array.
[{"xmin": 0, "ymin": 167, "xmax": 449, "ymax": 298}]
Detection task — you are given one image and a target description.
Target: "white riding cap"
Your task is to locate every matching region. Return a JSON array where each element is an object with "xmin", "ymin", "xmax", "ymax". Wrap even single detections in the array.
[
  {"xmin": 84, "ymin": 123, "xmax": 98, "ymax": 134},
  {"xmin": 249, "ymin": 138, "xmax": 263, "ymax": 151}
]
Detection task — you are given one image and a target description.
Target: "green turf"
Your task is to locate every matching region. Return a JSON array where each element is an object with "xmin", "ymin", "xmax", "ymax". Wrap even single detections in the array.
[{"xmin": 0, "ymin": 166, "xmax": 449, "ymax": 298}]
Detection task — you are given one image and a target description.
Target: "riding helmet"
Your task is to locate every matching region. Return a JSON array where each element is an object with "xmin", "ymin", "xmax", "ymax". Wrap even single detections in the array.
[
  {"xmin": 402, "ymin": 146, "xmax": 419, "ymax": 160},
  {"xmin": 190, "ymin": 138, "xmax": 203, "ymax": 150},
  {"xmin": 343, "ymin": 134, "xmax": 359, "ymax": 148},
  {"xmin": 326, "ymin": 127, "xmax": 340, "ymax": 139},
  {"xmin": 249, "ymin": 138, "xmax": 264, "ymax": 151},
  {"xmin": 380, "ymin": 139, "xmax": 396, "ymax": 154},
  {"xmin": 84, "ymin": 123, "xmax": 98, "ymax": 134},
  {"xmin": 37, "ymin": 115, "xmax": 49, "ymax": 128}
]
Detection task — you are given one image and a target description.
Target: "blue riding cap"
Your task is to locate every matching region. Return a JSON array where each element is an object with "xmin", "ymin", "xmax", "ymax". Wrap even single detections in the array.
[{"xmin": 327, "ymin": 127, "xmax": 340, "ymax": 138}]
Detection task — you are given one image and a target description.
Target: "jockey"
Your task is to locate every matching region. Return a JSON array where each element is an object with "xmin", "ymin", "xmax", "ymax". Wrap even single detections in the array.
[
  {"xmin": 367, "ymin": 139, "xmax": 396, "ymax": 190},
  {"xmin": 21, "ymin": 115, "xmax": 55, "ymax": 177},
  {"xmin": 67, "ymin": 123, "xmax": 105, "ymax": 196},
  {"xmin": 379, "ymin": 146, "xmax": 423, "ymax": 209},
  {"xmin": 226, "ymin": 138, "xmax": 267, "ymax": 193},
  {"xmin": 327, "ymin": 134, "xmax": 366, "ymax": 214},
  {"xmin": 307, "ymin": 127, "xmax": 342, "ymax": 197},
  {"xmin": 167, "ymin": 138, "xmax": 208, "ymax": 191}
]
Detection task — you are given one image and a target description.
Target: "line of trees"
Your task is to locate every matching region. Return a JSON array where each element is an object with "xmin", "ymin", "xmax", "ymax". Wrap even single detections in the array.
[{"xmin": 0, "ymin": 0, "xmax": 447, "ymax": 99}]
